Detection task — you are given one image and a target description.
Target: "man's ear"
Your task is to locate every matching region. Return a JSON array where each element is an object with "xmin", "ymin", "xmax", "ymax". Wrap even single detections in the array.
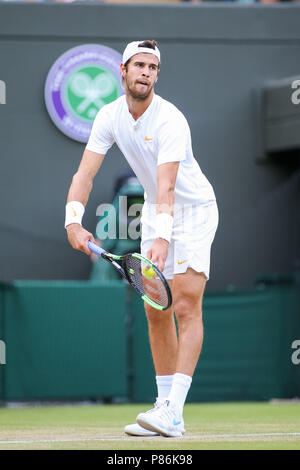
[
  {"xmin": 120, "ymin": 63, "xmax": 126, "ymax": 79},
  {"xmin": 155, "ymin": 69, "xmax": 160, "ymax": 82}
]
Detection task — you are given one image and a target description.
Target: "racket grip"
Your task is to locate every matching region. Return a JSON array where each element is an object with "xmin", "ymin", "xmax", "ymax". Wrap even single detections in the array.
[{"xmin": 88, "ymin": 240, "xmax": 105, "ymax": 257}]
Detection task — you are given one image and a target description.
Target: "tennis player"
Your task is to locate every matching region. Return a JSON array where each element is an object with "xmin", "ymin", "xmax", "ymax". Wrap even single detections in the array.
[{"xmin": 65, "ymin": 40, "xmax": 218, "ymax": 438}]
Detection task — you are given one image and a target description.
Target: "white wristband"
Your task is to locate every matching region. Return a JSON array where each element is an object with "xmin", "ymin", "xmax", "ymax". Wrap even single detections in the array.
[
  {"xmin": 65, "ymin": 201, "xmax": 85, "ymax": 228},
  {"xmin": 155, "ymin": 213, "xmax": 173, "ymax": 243}
]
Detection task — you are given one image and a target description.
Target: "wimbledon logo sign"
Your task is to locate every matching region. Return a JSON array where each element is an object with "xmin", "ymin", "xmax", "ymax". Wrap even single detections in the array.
[{"xmin": 44, "ymin": 44, "xmax": 123, "ymax": 143}]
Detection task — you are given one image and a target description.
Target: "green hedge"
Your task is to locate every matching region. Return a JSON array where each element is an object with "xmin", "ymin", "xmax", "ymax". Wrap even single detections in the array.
[
  {"xmin": 0, "ymin": 281, "xmax": 299, "ymax": 403},
  {"xmin": 0, "ymin": 281, "xmax": 127, "ymax": 401}
]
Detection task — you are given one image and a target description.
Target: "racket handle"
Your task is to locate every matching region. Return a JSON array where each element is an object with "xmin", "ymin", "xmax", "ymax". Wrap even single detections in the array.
[{"xmin": 88, "ymin": 240, "xmax": 105, "ymax": 257}]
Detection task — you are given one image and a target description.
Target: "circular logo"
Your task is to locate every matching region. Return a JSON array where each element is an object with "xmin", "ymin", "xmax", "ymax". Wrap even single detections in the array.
[{"xmin": 45, "ymin": 44, "xmax": 123, "ymax": 143}]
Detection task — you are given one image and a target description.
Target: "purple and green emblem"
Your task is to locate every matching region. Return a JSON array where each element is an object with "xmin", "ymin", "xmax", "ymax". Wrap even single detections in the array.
[{"xmin": 45, "ymin": 44, "xmax": 123, "ymax": 143}]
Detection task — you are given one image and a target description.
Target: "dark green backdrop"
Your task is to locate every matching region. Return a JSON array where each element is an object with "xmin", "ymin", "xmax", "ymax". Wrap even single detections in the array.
[
  {"xmin": 0, "ymin": 3, "xmax": 299, "ymax": 291},
  {"xmin": 0, "ymin": 2, "xmax": 299, "ymax": 404},
  {"xmin": 0, "ymin": 281, "xmax": 299, "ymax": 402}
]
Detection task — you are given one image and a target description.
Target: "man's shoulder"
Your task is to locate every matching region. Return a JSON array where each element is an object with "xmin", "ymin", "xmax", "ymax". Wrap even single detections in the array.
[
  {"xmin": 92, "ymin": 95, "xmax": 125, "ymax": 126},
  {"xmin": 155, "ymin": 94, "xmax": 178, "ymax": 111},
  {"xmin": 100, "ymin": 94, "xmax": 126, "ymax": 114},
  {"xmin": 155, "ymin": 95, "xmax": 188, "ymax": 125}
]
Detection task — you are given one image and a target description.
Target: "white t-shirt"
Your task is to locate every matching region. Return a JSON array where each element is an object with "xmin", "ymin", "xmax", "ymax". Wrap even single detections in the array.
[{"xmin": 86, "ymin": 94, "xmax": 216, "ymax": 206}]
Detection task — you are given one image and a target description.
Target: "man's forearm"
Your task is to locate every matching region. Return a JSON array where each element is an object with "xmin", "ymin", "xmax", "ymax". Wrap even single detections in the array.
[
  {"xmin": 156, "ymin": 161, "xmax": 179, "ymax": 216},
  {"xmin": 156, "ymin": 186, "xmax": 175, "ymax": 216},
  {"xmin": 65, "ymin": 149, "xmax": 104, "ymax": 252},
  {"xmin": 66, "ymin": 149, "xmax": 105, "ymax": 207},
  {"xmin": 67, "ymin": 171, "xmax": 93, "ymax": 207},
  {"xmin": 155, "ymin": 185, "xmax": 175, "ymax": 244}
]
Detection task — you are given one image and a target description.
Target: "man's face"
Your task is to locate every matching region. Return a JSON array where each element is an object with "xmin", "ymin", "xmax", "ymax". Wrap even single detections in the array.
[{"xmin": 121, "ymin": 53, "xmax": 159, "ymax": 101}]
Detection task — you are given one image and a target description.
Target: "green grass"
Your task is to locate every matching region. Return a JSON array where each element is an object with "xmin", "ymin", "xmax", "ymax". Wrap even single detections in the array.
[{"xmin": 0, "ymin": 402, "xmax": 299, "ymax": 450}]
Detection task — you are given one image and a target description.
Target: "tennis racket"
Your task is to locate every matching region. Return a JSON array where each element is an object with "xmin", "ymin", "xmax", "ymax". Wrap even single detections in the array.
[{"xmin": 88, "ymin": 241, "xmax": 172, "ymax": 311}]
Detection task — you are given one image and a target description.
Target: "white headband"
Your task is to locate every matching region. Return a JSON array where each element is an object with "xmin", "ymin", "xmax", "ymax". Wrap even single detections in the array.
[{"xmin": 122, "ymin": 41, "xmax": 161, "ymax": 65}]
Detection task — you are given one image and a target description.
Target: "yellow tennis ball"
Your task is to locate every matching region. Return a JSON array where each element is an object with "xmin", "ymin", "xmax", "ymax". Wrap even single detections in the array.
[{"xmin": 143, "ymin": 265, "xmax": 156, "ymax": 279}]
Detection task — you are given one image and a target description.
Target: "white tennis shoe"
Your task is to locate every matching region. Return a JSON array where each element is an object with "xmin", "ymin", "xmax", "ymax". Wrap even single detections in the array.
[
  {"xmin": 124, "ymin": 423, "xmax": 159, "ymax": 436},
  {"xmin": 124, "ymin": 398, "xmax": 163, "ymax": 437},
  {"xmin": 137, "ymin": 400, "xmax": 185, "ymax": 437}
]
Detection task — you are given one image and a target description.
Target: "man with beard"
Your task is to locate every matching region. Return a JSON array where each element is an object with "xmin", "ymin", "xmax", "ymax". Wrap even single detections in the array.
[{"xmin": 65, "ymin": 40, "xmax": 218, "ymax": 437}]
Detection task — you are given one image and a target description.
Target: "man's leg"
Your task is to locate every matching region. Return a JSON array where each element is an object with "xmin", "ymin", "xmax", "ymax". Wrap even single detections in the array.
[
  {"xmin": 137, "ymin": 268, "xmax": 206, "ymax": 436},
  {"xmin": 144, "ymin": 280, "xmax": 178, "ymax": 375},
  {"xmin": 125, "ymin": 281, "xmax": 178, "ymax": 436},
  {"xmin": 165, "ymin": 269, "xmax": 206, "ymax": 418},
  {"xmin": 144, "ymin": 269, "xmax": 206, "ymax": 385},
  {"xmin": 172, "ymin": 268, "xmax": 206, "ymax": 376}
]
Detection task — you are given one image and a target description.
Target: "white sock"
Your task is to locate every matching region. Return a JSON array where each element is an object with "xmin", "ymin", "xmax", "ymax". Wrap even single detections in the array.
[
  {"xmin": 167, "ymin": 373, "xmax": 192, "ymax": 415},
  {"xmin": 156, "ymin": 375, "xmax": 173, "ymax": 400}
]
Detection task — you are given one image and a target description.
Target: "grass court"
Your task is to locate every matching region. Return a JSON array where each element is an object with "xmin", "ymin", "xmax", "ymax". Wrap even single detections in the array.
[{"xmin": 0, "ymin": 401, "xmax": 299, "ymax": 450}]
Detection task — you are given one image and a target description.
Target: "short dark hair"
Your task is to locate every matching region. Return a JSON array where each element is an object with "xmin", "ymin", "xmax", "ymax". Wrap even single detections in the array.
[
  {"xmin": 125, "ymin": 39, "xmax": 160, "ymax": 70},
  {"xmin": 138, "ymin": 40, "xmax": 158, "ymax": 51}
]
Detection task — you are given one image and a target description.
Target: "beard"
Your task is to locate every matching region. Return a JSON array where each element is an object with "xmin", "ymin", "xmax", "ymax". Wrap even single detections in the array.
[{"xmin": 125, "ymin": 78, "xmax": 154, "ymax": 101}]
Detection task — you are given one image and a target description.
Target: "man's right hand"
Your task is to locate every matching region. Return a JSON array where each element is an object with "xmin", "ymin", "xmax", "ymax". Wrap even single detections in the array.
[{"xmin": 66, "ymin": 224, "xmax": 95, "ymax": 255}]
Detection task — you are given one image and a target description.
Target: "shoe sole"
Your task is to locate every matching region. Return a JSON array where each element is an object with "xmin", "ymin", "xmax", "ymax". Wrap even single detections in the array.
[
  {"xmin": 137, "ymin": 415, "xmax": 183, "ymax": 438},
  {"xmin": 124, "ymin": 429, "xmax": 159, "ymax": 437},
  {"xmin": 124, "ymin": 423, "xmax": 159, "ymax": 437}
]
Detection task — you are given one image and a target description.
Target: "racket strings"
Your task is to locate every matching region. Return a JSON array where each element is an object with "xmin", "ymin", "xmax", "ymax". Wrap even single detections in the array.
[{"xmin": 124, "ymin": 256, "xmax": 170, "ymax": 309}]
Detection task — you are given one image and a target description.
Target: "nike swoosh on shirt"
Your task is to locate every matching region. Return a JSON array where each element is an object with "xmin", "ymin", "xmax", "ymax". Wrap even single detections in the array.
[
  {"xmin": 145, "ymin": 137, "xmax": 153, "ymax": 141},
  {"xmin": 177, "ymin": 260, "xmax": 188, "ymax": 265}
]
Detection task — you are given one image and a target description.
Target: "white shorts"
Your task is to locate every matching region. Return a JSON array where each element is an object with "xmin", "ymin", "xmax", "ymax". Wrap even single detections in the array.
[{"xmin": 140, "ymin": 200, "xmax": 219, "ymax": 280}]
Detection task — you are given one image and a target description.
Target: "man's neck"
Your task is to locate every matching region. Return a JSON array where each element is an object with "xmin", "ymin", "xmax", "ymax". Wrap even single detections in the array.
[{"xmin": 126, "ymin": 91, "xmax": 154, "ymax": 121}]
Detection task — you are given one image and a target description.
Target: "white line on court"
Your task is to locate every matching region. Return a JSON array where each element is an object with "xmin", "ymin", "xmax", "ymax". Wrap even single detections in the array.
[{"xmin": 0, "ymin": 432, "xmax": 300, "ymax": 445}]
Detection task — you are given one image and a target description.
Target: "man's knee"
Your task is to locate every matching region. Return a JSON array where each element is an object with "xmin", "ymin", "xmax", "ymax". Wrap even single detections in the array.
[
  {"xmin": 144, "ymin": 302, "xmax": 174, "ymax": 325},
  {"xmin": 172, "ymin": 269, "xmax": 206, "ymax": 321},
  {"xmin": 173, "ymin": 297, "xmax": 203, "ymax": 324}
]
